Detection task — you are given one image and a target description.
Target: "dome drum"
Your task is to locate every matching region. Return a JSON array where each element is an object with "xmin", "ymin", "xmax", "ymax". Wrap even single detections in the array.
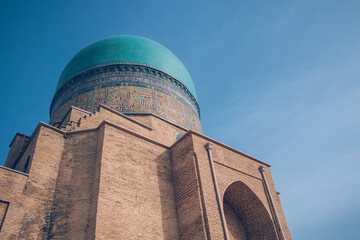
[
  {"xmin": 50, "ymin": 35, "xmax": 201, "ymax": 131},
  {"xmin": 50, "ymin": 64, "xmax": 201, "ymax": 131}
]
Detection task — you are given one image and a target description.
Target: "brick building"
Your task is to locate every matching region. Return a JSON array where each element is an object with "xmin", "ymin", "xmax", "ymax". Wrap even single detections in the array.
[{"xmin": 0, "ymin": 35, "xmax": 292, "ymax": 239}]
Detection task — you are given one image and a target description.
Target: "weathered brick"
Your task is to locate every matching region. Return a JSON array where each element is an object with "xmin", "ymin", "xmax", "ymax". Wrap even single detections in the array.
[{"xmin": 0, "ymin": 105, "xmax": 291, "ymax": 239}]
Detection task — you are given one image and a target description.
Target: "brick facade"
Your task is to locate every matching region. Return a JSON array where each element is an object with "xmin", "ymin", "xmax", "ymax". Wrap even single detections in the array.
[{"xmin": 1, "ymin": 104, "xmax": 291, "ymax": 239}]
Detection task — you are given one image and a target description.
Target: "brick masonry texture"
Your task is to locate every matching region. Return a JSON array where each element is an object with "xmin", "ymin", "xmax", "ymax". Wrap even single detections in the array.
[
  {"xmin": 1, "ymin": 104, "xmax": 292, "ymax": 239},
  {"xmin": 4, "ymin": 134, "xmax": 30, "ymax": 169},
  {"xmin": 171, "ymin": 134, "xmax": 207, "ymax": 240}
]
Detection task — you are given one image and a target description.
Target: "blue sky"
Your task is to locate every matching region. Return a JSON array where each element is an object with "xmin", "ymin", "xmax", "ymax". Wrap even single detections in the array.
[{"xmin": 0, "ymin": 0, "xmax": 359, "ymax": 239}]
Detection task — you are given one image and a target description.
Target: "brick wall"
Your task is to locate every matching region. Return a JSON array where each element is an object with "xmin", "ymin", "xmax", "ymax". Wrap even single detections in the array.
[
  {"xmin": 0, "ymin": 167, "xmax": 28, "ymax": 239},
  {"xmin": 171, "ymin": 134, "xmax": 207, "ymax": 240},
  {"xmin": 0, "ymin": 104, "xmax": 291, "ymax": 239},
  {"xmin": 94, "ymin": 124, "xmax": 179, "ymax": 239}
]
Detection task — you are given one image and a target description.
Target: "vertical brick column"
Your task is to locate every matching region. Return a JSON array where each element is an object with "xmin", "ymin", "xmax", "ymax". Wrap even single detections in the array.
[
  {"xmin": 171, "ymin": 134, "xmax": 208, "ymax": 240},
  {"xmin": 17, "ymin": 127, "xmax": 65, "ymax": 239}
]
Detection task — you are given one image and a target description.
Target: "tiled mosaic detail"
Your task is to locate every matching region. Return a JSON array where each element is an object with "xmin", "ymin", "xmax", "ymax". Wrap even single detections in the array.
[
  {"xmin": 51, "ymin": 86, "xmax": 202, "ymax": 131},
  {"xmin": 50, "ymin": 64, "xmax": 201, "ymax": 131},
  {"xmin": 51, "ymin": 64, "xmax": 199, "ymax": 117}
]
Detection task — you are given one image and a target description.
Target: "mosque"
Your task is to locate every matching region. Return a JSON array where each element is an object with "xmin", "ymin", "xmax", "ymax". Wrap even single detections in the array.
[{"xmin": 0, "ymin": 35, "xmax": 291, "ymax": 239}]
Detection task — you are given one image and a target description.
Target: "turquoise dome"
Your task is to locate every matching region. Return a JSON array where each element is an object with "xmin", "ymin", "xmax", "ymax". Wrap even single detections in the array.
[{"xmin": 56, "ymin": 35, "xmax": 197, "ymax": 100}]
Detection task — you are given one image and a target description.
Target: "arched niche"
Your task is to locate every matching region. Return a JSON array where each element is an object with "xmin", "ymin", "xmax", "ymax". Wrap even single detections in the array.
[{"xmin": 223, "ymin": 181, "xmax": 278, "ymax": 240}]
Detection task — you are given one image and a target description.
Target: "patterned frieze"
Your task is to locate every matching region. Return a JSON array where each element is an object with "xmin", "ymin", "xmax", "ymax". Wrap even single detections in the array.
[
  {"xmin": 51, "ymin": 85, "xmax": 202, "ymax": 132},
  {"xmin": 51, "ymin": 64, "xmax": 200, "ymax": 118}
]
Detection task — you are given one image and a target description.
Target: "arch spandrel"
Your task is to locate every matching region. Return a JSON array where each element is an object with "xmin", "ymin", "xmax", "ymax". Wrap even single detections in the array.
[{"xmin": 214, "ymin": 163, "xmax": 272, "ymax": 217}]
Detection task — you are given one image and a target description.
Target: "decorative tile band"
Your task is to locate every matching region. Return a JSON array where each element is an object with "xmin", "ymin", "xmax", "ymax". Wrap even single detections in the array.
[
  {"xmin": 51, "ymin": 85, "xmax": 202, "ymax": 132},
  {"xmin": 50, "ymin": 64, "xmax": 201, "ymax": 131},
  {"xmin": 50, "ymin": 64, "xmax": 200, "ymax": 118}
]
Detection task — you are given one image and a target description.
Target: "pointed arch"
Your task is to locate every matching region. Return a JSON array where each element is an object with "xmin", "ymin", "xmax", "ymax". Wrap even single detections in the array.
[{"xmin": 223, "ymin": 181, "xmax": 278, "ymax": 240}]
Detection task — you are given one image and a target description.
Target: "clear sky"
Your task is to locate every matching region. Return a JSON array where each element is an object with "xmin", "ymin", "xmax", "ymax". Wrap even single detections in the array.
[{"xmin": 0, "ymin": 0, "xmax": 359, "ymax": 239}]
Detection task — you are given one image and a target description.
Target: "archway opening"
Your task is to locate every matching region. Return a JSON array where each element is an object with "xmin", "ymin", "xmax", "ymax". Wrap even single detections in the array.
[{"xmin": 223, "ymin": 181, "xmax": 277, "ymax": 240}]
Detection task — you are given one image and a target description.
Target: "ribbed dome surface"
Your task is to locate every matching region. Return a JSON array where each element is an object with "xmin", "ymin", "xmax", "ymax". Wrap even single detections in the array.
[{"xmin": 56, "ymin": 35, "xmax": 197, "ymax": 100}]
